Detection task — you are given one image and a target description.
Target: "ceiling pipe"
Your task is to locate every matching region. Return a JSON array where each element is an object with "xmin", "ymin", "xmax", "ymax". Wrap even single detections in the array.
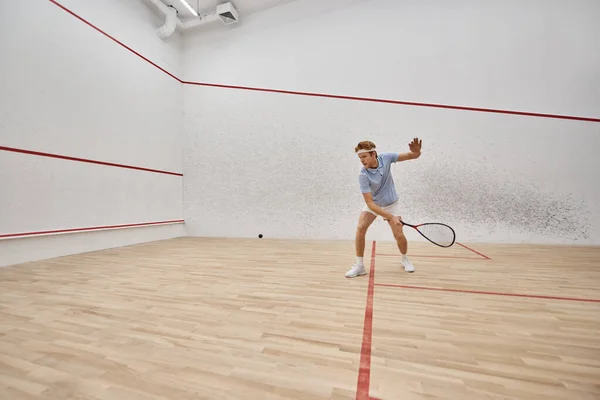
[
  {"xmin": 147, "ymin": 0, "xmax": 183, "ymax": 39},
  {"xmin": 181, "ymin": 13, "xmax": 219, "ymax": 29},
  {"xmin": 146, "ymin": 0, "xmax": 234, "ymax": 39},
  {"xmin": 157, "ymin": 4, "xmax": 178, "ymax": 39}
]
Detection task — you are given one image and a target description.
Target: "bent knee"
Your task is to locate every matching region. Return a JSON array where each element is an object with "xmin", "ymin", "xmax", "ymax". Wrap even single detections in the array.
[{"xmin": 357, "ymin": 224, "xmax": 369, "ymax": 234}]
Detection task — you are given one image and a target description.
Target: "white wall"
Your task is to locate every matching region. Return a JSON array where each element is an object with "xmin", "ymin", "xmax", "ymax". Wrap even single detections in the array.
[
  {"xmin": 0, "ymin": 0, "xmax": 185, "ymax": 267},
  {"xmin": 182, "ymin": 0, "xmax": 600, "ymax": 245}
]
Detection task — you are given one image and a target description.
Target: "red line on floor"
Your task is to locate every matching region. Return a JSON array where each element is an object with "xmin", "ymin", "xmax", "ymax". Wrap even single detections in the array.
[
  {"xmin": 456, "ymin": 242, "xmax": 491, "ymax": 260},
  {"xmin": 0, "ymin": 146, "xmax": 183, "ymax": 176},
  {"xmin": 48, "ymin": 0, "xmax": 182, "ymax": 83},
  {"xmin": 374, "ymin": 283, "xmax": 600, "ymax": 303},
  {"xmin": 356, "ymin": 240, "xmax": 376, "ymax": 400},
  {"xmin": 377, "ymin": 253, "xmax": 484, "ymax": 260},
  {"xmin": 0, "ymin": 219, "xmax": 185, "ymax": 240}
]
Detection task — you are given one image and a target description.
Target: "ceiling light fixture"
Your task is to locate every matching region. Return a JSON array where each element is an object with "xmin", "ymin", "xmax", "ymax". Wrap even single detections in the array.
[{"xmin": 179, "ymin": 0, "xmax": 198, "ymax": 16}]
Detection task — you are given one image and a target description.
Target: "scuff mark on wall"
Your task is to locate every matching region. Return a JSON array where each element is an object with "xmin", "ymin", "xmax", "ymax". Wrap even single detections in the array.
[{"xmin": 399, "ymin": 160, "xmax": 591, "ymax": 241}]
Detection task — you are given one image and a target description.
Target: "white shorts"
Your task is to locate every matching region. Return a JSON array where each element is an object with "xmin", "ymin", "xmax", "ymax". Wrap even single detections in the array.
[{"xmin": 361, "ymin": 200, "xmax": 401, "ymax": 220}]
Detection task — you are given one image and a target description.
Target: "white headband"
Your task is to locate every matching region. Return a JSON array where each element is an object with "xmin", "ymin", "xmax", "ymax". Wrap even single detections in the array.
[{"xmin": 356, "ymin": 148, "xmax": 376, "ymax": 154}]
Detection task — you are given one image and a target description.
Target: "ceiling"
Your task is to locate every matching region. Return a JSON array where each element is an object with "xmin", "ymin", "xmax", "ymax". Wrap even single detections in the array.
[{"xmin": 159, "ymin": 0, "xmax": 300, "ymax": 20}]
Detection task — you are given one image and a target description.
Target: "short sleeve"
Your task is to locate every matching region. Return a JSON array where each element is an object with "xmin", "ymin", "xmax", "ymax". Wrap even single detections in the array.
[
  {"xmin": 358, "ymin": 174, "xmax": 371, "ymax": 193},
  {"xmin": 381, "ymin": 152, "xmax": 399, "ymax": 164}
]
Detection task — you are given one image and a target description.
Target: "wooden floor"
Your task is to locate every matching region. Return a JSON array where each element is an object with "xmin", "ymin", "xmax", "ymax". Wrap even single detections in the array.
[{"xmin": 1, "ymin": 237, "xmax": 599, "ymax": 400}]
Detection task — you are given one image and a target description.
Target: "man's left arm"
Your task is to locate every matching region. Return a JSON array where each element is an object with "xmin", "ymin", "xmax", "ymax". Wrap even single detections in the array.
[{"xmin": 397, "ymin": 137, "xmax": 422, "ymax": 162}]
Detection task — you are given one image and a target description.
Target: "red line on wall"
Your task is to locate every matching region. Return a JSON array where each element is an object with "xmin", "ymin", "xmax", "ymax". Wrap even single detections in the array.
[
  {"xmin": 0, "ymin": 146, "xmax": 183, "ymax": 176},
  {"xmin": 48, "ymin": 1, "xmax": 600, "ymax": 124},
  {"xmin": 48, "ymin": 0, "xmax": 182, "ymax": 83},
  {"xmin": 183, "ymin": 81, "xmax": 600, "ymax": 123},
  {"xmin": 356, "ymin": 240, "xmax": 376, "ymax": 400},
  {"xmin": 374, "ymin": 283, "xmax": 600, "ymax": 303},
  {"xmin": 456, "ymin": 242, "xmax": 491, "ymax": 260},
  {"xmin": 0, "ymin": 219, "xmax": 185, "ymax": 240}
]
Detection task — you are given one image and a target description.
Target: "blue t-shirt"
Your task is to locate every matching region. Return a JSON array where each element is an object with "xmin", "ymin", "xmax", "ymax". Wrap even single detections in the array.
[{"xmin": 358, "ymin": 152, "xmax": 399, "ymax": 206}]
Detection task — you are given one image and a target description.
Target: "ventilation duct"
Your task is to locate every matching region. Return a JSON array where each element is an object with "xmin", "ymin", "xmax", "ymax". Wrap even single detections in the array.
[
  {"xmin": 147, "ymin": 1, "xmax": 239, "ymax": 39},
  {"xmin": 147, "ymin": 0, "xmax": 183, "ymax": 39},
  {"xmin": 216, "ymin": 2, "xmax": 239, "ymax": 25},
  {"xmin": 157, "ymin": 5, "xmax": 178, "ymax": 39}
]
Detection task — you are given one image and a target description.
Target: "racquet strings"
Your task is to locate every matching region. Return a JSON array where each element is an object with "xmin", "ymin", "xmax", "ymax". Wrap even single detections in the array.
[{"xmin": 416, "ymin": 223, "xmax": 455, "ymax": 247}]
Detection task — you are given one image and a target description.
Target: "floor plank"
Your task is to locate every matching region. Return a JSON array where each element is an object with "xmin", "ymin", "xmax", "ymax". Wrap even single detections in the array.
[{"xmin": 1, "ymin": 237, "xmax": 599, "ymax": 399}]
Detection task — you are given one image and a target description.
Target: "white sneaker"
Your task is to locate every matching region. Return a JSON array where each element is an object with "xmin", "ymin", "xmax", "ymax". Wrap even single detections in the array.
[
  {"xmin": 345, "ymin": 263, "xmax": 367, "ymax": 278},
  {"xmin": 402, "ymin": 257, "xmax": 415, "ymax": 273}
]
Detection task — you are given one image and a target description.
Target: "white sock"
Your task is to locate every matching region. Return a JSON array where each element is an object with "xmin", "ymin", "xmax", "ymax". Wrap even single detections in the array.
[
  {"xmin": 402, "ymin": 254, "xmax": 408, "ymax": 262},
  {"xmin": 357, "ymin": 257, "xmax": 364, "ymax": 266}
]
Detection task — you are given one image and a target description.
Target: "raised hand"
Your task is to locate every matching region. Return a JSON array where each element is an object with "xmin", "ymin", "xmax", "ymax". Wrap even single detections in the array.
[{"xmin": 409, "ymin": 137, "xmax": 422, "ymax": 153}]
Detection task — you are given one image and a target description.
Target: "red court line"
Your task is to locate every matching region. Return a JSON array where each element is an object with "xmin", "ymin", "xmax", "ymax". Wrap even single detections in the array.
[
  {"xmin": 456, "ymin": 242, "xmax": 491, "ymax": 260},
  {"xmin": 377, "ymin": 253, "xmax": 483, "ymax": 260},
  {"xmin": 48, "ymin": 0, "xmax": 182, "ymax": 83},
  {"xmin": 48, "ymin": 0, "xmax": 599, "ymax": 123},
  {"xmin": 374, "ymin": 283, "xmax": 600, "ymax": 303},
  {"xmin": 0, "ymin": 219, "xmax": 185, "ymax": 240},
  {"xmin": 183, "ymin": 81, "xmax": 600, "ymax": 123},
  {"xmin": 0, "ymin": 146, "xmax": 183, "ymax": 176},
  {"xmin": 356, "ymin": 240, "xmax": 376, "ymax": 400}
]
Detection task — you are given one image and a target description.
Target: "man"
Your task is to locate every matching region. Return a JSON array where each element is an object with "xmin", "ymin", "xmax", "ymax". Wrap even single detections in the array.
[{"xmin": 345, "ymin": 138, "xmax": 422, "ymax": 278}]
